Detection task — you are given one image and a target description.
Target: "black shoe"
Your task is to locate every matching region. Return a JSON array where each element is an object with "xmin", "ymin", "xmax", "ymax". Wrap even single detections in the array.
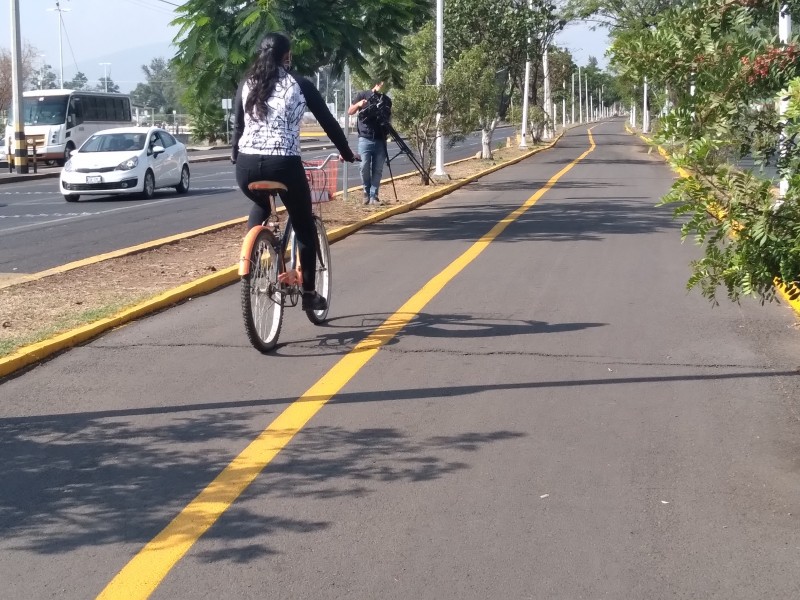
[
  {"xmin": 362, "ymin": 192, "xmax": 370, "ymax": 205},
  {"xmin": 302, "ymin": 291, "xmax": 328, "ymax": 311}
]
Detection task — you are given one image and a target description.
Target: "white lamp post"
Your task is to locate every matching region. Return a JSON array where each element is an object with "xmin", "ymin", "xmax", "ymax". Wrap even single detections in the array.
[
  {"xmin": 543, "ymin": 47, "xmax": 551, "ymax": 139},
  {"xmin": 99, "ymin": 62, "xmax": 111, "ymax": 92},
  {"xmin": 571, "ymin": 72, "xmax": 575, "ymax": 124},
  {"xmin": 779, "ymin": 5, "xmax": 792, "ymax": 197},
  {"xmin": 434, "ymin": 0, "xmax": 447, "ymax": 176},
  {"xmin": 47, "ymin": 1, "xmax": 70, "ymax": 88},
  {"xmin": 520, "ymin": 0, "xmax": 533, "ymax": 148}
]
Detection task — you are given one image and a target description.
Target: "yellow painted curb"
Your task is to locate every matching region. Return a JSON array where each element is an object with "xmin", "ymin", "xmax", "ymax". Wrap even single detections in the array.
[
  {"xmin": 0, "ymin": 217, "xmax": 249, "ymax": 290},
  {"xmin": 624, "ymin": 123, "xmax": 800, "ymax": 317},
  {"xmin": 0, "ymin": 133, "xmax": 565, "ymax": 379}
]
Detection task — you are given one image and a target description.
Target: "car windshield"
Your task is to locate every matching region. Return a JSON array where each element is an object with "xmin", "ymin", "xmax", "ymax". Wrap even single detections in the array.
[
  {"xmin": 80, "ymin": 133, "xmax": 146, "ymax": 153},
  {"xmin": 9, "ymin": 96, "xmax": 70, "ymax": 125}
]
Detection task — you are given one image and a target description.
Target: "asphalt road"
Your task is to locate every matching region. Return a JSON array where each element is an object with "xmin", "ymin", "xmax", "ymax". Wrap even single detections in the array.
[
  {"xmin": 2, "ymin": 120, "xmax": 800, "ymax": 599},
  {"xmin": 0, "ymin": 129, "xmax": 508, "ymax": 275}
]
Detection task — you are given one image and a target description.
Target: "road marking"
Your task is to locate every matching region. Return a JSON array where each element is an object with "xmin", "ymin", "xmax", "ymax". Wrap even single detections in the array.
[{"xmin": 96, "ymin": 126, "xmax": 597, "ymax": 600}]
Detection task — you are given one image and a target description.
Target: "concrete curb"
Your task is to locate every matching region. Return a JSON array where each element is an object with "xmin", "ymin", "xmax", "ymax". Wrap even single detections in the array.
[
  {"xmin": 624, "ymin": 123, "xmax": 800, "ymax": 317},
  {"xmin": 0, "ymin": 133, "xmax": 564, "ymax": 379}
]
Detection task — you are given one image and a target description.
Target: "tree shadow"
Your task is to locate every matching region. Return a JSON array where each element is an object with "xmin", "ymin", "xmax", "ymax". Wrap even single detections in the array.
[
  {"xmin": 362, "ymin": 193, "xmax": 677, "ymax": 244},
  {"xmin": 0, "ymin": 406, "xmax": 525, "ymax": 561}
]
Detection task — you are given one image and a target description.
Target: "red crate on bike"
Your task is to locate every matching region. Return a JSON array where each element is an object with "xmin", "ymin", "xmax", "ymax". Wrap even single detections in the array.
[{"xmin": 303, "ymin": 158, "xmax": 338, "ymax": 203}]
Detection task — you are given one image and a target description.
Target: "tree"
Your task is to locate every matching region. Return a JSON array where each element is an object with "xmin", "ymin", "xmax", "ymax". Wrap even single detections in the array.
[
  {"xmin": 64, "ymin": 71, "xmax": 89, "ymax": 91},
  {"xmin": 444, "ymin": 0, "xmax": 565, "ymax": 157},
  {"xmin": 0, "ymin": 42, "xmax": 41, "ymax": 115},
  {"xmin": 130, "ymin": 58, "xmax": 183, "ymax": 114},
  {"xmin": 96, "ymin": 76, "xmax": 120, "ymax": 94},
  {"xmin": 611, "ymin": 0, "xmax": 800, "ymax": 304},
  {"xmin": 30, "ymin": 63, "xmax": 58, "ymax": 91},
  {"xmin": 171, "ymin": 0, "xmax": 431, "ymax": 125},
  {"xmin": 391, "ymin": 23, "xmax": 447, "ymax": 183},
  {"xmin": 565, "ymin": 0, "xmax": 686, "ymax": 31}
]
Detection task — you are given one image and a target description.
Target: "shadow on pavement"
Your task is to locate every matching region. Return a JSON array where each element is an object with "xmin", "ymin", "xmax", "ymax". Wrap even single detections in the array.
[
  {"xmin": 0, "ymin": 408, "xmax": 523, "ymax": 560},
  {"xmin": 360, "ymin": 193, "xmax": 677, "ymax": 244}
]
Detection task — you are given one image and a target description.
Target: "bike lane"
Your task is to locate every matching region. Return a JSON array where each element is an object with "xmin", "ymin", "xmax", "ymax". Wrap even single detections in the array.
[{"xmin": 1, "ymin": 122, "xmax": 799, "ymax": 599}]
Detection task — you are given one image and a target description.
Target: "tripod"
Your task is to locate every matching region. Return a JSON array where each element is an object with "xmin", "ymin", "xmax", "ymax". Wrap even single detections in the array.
[{"xmin": 382, "ymin": 122, "xmax": 428, "ymax": 200}]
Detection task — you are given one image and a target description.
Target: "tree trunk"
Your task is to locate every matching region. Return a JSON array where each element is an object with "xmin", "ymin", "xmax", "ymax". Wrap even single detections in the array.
[
  {"xmin": 419, "ymin": 139, "xmax": 431, "ymax": 185},
  {"xmin": 480, "ymin": 118, "xmax": 499, "ymax": 159}
]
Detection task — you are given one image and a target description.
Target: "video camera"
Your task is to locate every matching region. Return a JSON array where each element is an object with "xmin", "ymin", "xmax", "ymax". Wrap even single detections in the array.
[{"xmin": 358, "ymin": 91, "xmax": 391, "ymax": 130}]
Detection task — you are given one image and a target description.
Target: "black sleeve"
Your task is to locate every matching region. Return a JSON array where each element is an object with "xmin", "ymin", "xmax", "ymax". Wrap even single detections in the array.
[
  {"xmin": 293, "ymin": 74, "xmax": 356, "ymax": 162},
  {"xmin": 231, "ymin": 79, "xmax": 246, "ymax": 161}
]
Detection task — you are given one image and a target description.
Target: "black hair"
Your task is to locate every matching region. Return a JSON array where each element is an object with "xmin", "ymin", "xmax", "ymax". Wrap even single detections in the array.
[{"xmin": 244, "ymin": 32, "xmax": 292, "ymax": 121}]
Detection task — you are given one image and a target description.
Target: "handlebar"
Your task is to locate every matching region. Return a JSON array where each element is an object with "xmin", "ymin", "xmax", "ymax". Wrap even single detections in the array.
[
  {"xmin": 303, "ymin": 153, "xmax": 340, "ymax": 170},
  {"xmin": 303, "ymin": 152, "xmax": 360, "ymax": 169}
]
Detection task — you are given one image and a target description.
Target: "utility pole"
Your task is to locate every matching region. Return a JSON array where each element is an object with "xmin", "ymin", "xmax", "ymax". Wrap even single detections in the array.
[
  {"xmin": 643, "ymin": 77, "xmax": 650, "ymax": 133},
  {"xmin": 47, "ymin": 1, "xmax": 70, "ymax": 89},
  {"xmin": 578, "ymin": 66, "xmax": 583, "ymax": 123},
  {"xmin": 562, "ymin": 79, "xmax": 566, "ymax": 128},
  {"xmin": 434, "ymin": 0, "xmax": 447, "ymax": 176},
  {"xmin": 10, "ymin": 0, "xmax": 28, "ymax": 173}
]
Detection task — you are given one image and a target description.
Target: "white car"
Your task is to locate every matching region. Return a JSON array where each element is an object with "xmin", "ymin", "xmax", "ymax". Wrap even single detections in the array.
[{"xmin": 60, "ymin": 126, "xmax": 190, "ymax": 202}]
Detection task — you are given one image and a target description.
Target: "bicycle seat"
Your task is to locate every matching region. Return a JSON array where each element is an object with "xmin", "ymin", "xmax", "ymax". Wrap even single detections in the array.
[{"xmin": 248, "ymin": 181, "xmax": 288, "ymax": 193}]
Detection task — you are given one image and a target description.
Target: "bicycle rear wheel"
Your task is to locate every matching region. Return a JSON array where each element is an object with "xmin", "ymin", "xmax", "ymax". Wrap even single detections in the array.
[
  {"xmin": 241, "ymin": 229, "xmax": 284, "ymax": 352},
  {"xmin": 306, "ymin": 216, "xmax": 331, "ymax": 324}
]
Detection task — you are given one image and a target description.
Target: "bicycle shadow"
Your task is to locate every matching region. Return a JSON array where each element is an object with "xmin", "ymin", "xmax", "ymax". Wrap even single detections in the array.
[{"xmin": 274, "ymin": 311, "xmax": 606, "ymax": 357}]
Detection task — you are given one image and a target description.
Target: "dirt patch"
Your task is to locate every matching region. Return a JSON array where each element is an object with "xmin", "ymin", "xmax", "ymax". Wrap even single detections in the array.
[{"xmin": 0, "ymin": 145, "xmax": 540, "ymax": 356}]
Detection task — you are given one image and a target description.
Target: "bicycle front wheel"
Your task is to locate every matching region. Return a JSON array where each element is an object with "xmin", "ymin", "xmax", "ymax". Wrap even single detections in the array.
[
  {"xmin": 241, "ymin": 229, "xmax": 284, "ymax": 352},
  {"xmin": 306, "ymin": 215, "xmax": 331, "ymax": 324}
]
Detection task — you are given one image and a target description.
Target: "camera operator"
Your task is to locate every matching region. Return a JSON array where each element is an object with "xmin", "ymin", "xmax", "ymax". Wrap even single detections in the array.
[{"xmin": 348, "ymin": 81, "xmax": 392, "ymax": 205}]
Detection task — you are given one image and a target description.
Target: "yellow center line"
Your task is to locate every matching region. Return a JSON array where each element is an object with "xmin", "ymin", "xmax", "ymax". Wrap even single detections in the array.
[{"xmin": 96, "ymin": 127, "xmax": 597, "ymax": 600}]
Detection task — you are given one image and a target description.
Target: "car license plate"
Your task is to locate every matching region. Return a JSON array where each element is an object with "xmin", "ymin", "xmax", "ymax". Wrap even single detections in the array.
[{"xmin": 86, "ymin": 175, "xmax": 102, "ymax": 184}]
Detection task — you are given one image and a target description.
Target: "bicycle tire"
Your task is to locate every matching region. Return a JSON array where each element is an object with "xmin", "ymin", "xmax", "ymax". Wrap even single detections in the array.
[
  {"xmin": 306, "ymin": 216, "xmax": 331, "ymax": 324},
  {"xmin": 241, "ymin": 228, "xmax": 284, "ymax": 352}
]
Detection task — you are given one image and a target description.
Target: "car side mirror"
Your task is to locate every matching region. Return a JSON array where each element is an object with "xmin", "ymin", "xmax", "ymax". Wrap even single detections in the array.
[
  {"xmin": 152, "ymin": 145, "xmax": 165, "ymax": 156},
  {"xmin": 70, "ymin": 149, "xmax": 77, "ymax": 157}
]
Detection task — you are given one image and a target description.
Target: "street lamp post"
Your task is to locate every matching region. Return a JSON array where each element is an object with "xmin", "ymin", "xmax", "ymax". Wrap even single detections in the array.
[
  {"xmin": 47, "ymin": 1, "xmax": 70, "ymax": 88},
  {"xmin": 38, "ymin": 54, "xmax": 46, "ymax": 89},
  {"xmin": 578, "ymin": 66, "xmax": 583, "ymax": 123},
  {"xmin": 779, "ymin": 4, "xmax": 792, "ymax": 197},
  {"xmin": 571, "ymin": 72, "xmax": 575, "ymax": 124},
  {"xmin": 542, "ymin": 47, "xmax": 551, "ymax": 139},
  {"xmin": 520, "ymin": 0, "xmax": 533, "ymax": 149},
  {"xmin": 434, "ymin": 0, "xmax": 447, "ymax": 176},
  {"xmin": 99, "ymin": 62, "xmax": 111, "ymax": 92}
]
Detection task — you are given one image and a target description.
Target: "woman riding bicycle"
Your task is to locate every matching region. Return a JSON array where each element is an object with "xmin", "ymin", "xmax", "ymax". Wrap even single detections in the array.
[{"xmin": 231, "ymin": 32, "xmax": 359, "ymax": 312}]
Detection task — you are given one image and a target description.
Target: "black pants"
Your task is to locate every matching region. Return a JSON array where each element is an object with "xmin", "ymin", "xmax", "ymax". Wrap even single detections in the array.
[{"xmin": 236, "ymin": 154, "xmax": 317, "ymax": 292}]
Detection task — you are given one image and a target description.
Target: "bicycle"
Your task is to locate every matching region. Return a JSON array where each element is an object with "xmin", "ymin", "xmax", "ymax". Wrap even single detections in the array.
[{"xmin": 238, "ymin": 153, "xmax": 339, "ymax": 352}]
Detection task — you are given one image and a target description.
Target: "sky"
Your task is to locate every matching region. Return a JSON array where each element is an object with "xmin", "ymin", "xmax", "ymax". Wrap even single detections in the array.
[{"xmin": 0, "ymin": 0, "xmax": 611, "ymax": 94}]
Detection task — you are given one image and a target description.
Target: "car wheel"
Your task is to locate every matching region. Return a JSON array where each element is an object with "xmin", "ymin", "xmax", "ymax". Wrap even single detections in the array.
[
  {"xmin": 63, "ymin": 194, "xmax": 80, "ymax": 202},
  {"xmin": 57, "ymin": 143, "xmax": 74, "ymax": 167},
  {"xmin": 175, "ymin": 165, "xmax": 190, "ymax": 194},
  {"xmin": 141, "ymin": 170, "xmax": 155, "ymax": 199}
]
